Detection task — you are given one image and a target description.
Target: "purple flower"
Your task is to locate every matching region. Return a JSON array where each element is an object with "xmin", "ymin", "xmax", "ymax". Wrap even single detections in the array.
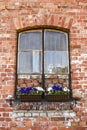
[
  {"xmin": 19, "ymin": 86, "xmax": 44, "ymax": 95},
  {"xmin": 25, "ymin": 87, "xmax": 32, "ymax": 94},
  {"xmin": 33, "ymin": 87, "xmax": 38, "ymax": 91},
  {"xmin": 59, "ymin": 86, "xmax": 63, "ymax": 91},
  {"xmin": 52, "ymin": 85, "xmax": 63, "ymax": 91},
  {"xmin": 19, "ymin": 88, "xmax": 26, "ymax": 93}
]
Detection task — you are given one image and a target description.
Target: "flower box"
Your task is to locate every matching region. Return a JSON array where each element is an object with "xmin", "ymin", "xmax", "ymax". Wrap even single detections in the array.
[
  {"xmin": 46, "ymin": 94, "xmax": 69, "ymax": 102},
  {"xmin": 46, "ymin": 85, "xmax": 70, "ymax": 102},
  {"xmin": 20, "ymin": 95, "xmax": 42, "ymax": 102},
  {"xmin": 17, "ymin": 87, "xmax": 44, "ymax": 102}
]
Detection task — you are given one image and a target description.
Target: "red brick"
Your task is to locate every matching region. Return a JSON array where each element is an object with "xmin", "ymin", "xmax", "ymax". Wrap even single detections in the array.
[
  {"xmin": 76, "ymin": 0, "xmax": 87, "ymax": 2},
  {"xmin": 2, "ymin": 121, "xmax": 9, "ymax": 127},
  {"xmin": 48, "ymin": 121, "xmax": 58, "ymax": 126},
  {"xmin": 81, "ymin": 116, "xmax": 87, "ymax": 121},
  {"xmin": 24, "ymin": 121, "xmax": 32, "ymax": 127},
  {"xmin": 0, "ymin": 128, "xmax": 4, "ymax": 130},
  {"xmin": 0, "ymin": 108, "xmax": 5, "ymax": 112},
  {"xmin": 2, "ymin": 103, "xmax": 9, "ymax": 107},
  {"xmin": 58, "ymin": 127, "xmax": 73, "ymax": 130},
  {"xmin": 36, "ymin": 117, "xmax": 49, "ymax": 121},
  {"xmin": 10, "ymin": 122, "xmax": 17, "ymax": 127},
  {"xmin": 68, "ymin": 18, "xmax": 73, "ymax": 28},
  {"xmin": 79, "ymin": 121, "xmax": 87, "ymax": 126},
  {"xmin": 13, "ymin": 128, "xmax": 28, "ymax": 130},
  {"xmin": 57, "ymin": 121, "xmax": 64, "ymax": 126},
  {"xmin": 3, "ymin": 113, "xmax": 9, "ymax": 117},
  {"xmin": 74, "ymin": 127, "xmax": 86, "ymax": 130},
  {"xmin": 44, "ymin": 127, "xmax": 58, "ymax": 130},
  {"xmin": 51, "ymin": 117, "xmax": 65, "ymax": 121},
  {"xmin": 39, "ymin": 121, "xmax": 48, "ymax": 127},
  {"xmin": 71, "ymin": 122, "xmax": 79, "ymax": 126},
  {"xmin": 5, "ymin": 108, "xmax": 13, "ymax": 112},
  {"xmin": 33, "ymin": 122, "xmax": 40, "ymax": 127},
  {"xmin": 30, "ymin": 127, "xmax": 43, "ymax": 130},
  {"xmin": 5, "ymin": 118, "xmax": 12, "ymax": 122},
  {"xmin": 77, "ymin": 111, "xmax": 83, "ymax": 117},
  {"xmin": 0, "ymin": 118, "xmax": 4, "ymax": 121}
]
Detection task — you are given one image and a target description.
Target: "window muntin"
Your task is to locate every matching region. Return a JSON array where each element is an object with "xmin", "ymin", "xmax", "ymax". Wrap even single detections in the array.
[{"xmin": 16, "ymin": 28, "xmax": 70, "ymax": 101}]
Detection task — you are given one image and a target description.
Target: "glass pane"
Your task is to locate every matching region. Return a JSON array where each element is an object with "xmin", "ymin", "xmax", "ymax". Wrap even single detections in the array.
[
  {"xmin": 44, "ymin": 51, "xmax": 69, "ymax": 74},
  {"xmin": 18, "ymin": 52, "xmax": 32, "ymax": 73},
  {"xmin": 18, "ymin": 51, "xmax": 41, "ymax": 74},
  {"xmin": 44, "ymin": 30, "xmax": 68, "ymax": 51},
  {"xmin": 32, "ymin": 51, "xmax": 42, "ymax": 74},
  {"xmin": 19, "ymin": 31, "xmax": 42, "ymax": 51}
]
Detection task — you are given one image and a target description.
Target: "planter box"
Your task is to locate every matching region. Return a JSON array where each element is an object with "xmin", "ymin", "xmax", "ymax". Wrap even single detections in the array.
[
  {"xmin": 46, "ymin": 94, "xmax": 69, "ymax": 102},
  {"xmin": 20, "ymin": 95, "xmax": 42, "ymax": 102}
]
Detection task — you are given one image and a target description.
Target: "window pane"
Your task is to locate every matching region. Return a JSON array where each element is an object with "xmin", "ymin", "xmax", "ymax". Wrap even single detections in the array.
[
  {"xmin": 18, "ymin": 52, "xmax": 32, "ymax": 73},
  {"xmin": 18, "ymin": 51, "xmax": 41, "ymax": 74},
  {"xmin": 32, "ymin": 51, "xmax": 42, "ymax": 74},
  {"xmin": 19, "ymin": 31, "xmax": 42, "ymax": 51},
  {"xmin": 44, "ymin": 30, "xmax": 68, "ymax": 51},
  {"xmin": 44, "ymin": 51, "xmax": 69, "ymax": 74}
]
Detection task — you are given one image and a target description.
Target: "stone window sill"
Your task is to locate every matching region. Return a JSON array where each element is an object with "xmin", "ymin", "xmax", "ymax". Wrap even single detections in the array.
[
  {"xmin": 13, "ymin": 100, "xmax": 76, "ymax": 111},
  {"xmin": 12, "ymin": 109, "xmax": 75, "ymax": 118}
]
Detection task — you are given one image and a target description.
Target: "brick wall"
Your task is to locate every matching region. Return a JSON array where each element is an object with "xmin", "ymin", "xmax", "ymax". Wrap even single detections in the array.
[{"xmin": 0, "ymin": 0, "xmax": 87, "ymax": 129}]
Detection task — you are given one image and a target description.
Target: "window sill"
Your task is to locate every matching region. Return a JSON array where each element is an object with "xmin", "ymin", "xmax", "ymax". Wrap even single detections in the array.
[
  {"xmin": 6, "ymin": 96, "xmax": 81, "ymax": 112},
  {"xmin": 13, "ymin": 99, "xmax": 75, "ymax": 111},
  {"xmin": 12, "ymin": 109, "xmax": 74, "ymax": 118}
]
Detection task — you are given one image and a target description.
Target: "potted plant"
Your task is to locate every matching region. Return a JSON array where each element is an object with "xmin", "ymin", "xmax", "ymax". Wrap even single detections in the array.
[
  {"xmin": 17, "ymin": 87, "xmax": 44, "ymax": 102},
  {"xmin": 46, "ymin": 85, "xmax": 70, "ymax": 102}
]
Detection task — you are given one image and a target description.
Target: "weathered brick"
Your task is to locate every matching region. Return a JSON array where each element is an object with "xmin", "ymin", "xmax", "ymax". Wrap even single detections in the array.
[
  {"xmin": 58, "ymin": 127, "xmax": 74, "ymax": 130},
  {"xmin": 30, "ymin": 127, "xmax": 43, "ymax": 130},
  {"xmin": 74, "ymin": 127, "xmax": 86, "ymax": 130},
  {"xmin": 77, "ymin": 111, "xmax": 83, "ymax": 117},
  {"xmin": 79, "ymin": 121, "xmax": 87, "ymax": 126},
  {"xmin": 2, "ymin": 121, "xmax": 9, "ymax": 127},
  {"xmin": 51, "ymin": 117, "xmax": 65, "ymax": 121},
  {"xmin": 81, "ymin": 116, "xmax": 87, "ymax": 121},
  {"xmin": 36, "ymin": 117, "xmax": 49, "ymax": 121},
  {"xmin": 44, "ymin": 127, "xmax": 58, "ymax": 130},
  {"xmin": 48, "ymin": 121, "xmax": 58, "ymax": 126},
  {"xmin": 0, "ymin": 2, "xmax": 5, "ymax": 11},
  {"xmin": 2, "ymin": 113, "xmax": 9, "ymax": 117},
  {"xmin": 57, "ymin": 121, "xmax": 64, "ymax": 126},
  {"xmin": 0, "ymin": 108, "xmax": 5, "ymax": 112},
  {"xmin": 0, "ymin": 118, "xmax": 4, "ymax": 121},
  {"xmin": 24, "ymin": 121, "xmax": 32, "ymax": 127},
  {"xmin": 13, "ymin": 128, "xmax": 28, "ymax": 130},
  {"xmin": 9, "ymin": 122, "xmax": 17, "ymax": 127},
  {"xmin": 5, "ymin": 118, "xmax": 12, "ymax": 122},
  {"xmin": 0, "ymin": 127, "xmax": 10, "ymax": 130},
  {"xmin": 71, "ymin": 121, "xmax": 79, "ymax": 126}
]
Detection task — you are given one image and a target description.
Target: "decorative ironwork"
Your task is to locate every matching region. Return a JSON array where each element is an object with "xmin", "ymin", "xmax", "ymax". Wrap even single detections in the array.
[
  {"xmin": 20, "ymin": 95, "xmax": 42, "ymax": 102},
  {"xmin": 46, "ymin": 94, "xmax": 69, "ymax": 102}
]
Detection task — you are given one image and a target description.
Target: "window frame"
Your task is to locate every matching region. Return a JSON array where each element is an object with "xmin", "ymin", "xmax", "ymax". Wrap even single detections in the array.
[{"xmin": 15, "ymin": 25, "xmax": 72, "ymax": 100}]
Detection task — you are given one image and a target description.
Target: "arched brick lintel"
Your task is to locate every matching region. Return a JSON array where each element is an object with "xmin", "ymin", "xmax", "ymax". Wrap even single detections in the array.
[{"xmin": 13, "ymin": 15, "xmax": 73, "ymax": 31}]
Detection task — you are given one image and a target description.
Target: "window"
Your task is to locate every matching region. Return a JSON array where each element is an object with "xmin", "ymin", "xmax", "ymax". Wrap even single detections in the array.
[{"xmin": 16, "ymin": 26, "xmax": 71, "ymax": 102}]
